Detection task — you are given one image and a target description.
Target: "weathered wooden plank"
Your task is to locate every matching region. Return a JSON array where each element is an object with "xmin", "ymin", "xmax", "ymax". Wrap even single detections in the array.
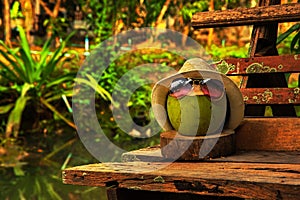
[
  {"xmin": 241, "ymin": 88, "xmax": 300, "ymax": 104},
  {"xmin": 63, "ymin": 161, "xmax": 300, "ymax": 199},
  {"xmin": 214, "ymin": 151, "xmax": 300, "ymax": 164},
  {"xmin": 236, "ymin": 117, "xmax": 300, "ymax": 151},
  {"xmin": 192, "ymin": 3, "xmax": 300, "ymax": 28},
  {"xmin": 214, "ymin": 55, "xmax": 300, "ymax": 75},
  {"xmin": 122, "ymin": 147, "xmax": 300, "ymax": 164},
  {"xmin": 122, "ymin": 146, "xmax": 164, "ymax": 162}
]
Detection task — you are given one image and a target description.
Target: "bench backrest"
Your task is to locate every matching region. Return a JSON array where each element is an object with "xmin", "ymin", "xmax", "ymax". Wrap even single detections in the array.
[
  {"xmin": 191, "ymin": 2, "xmax": 300, "ymax": 151},
  {"xmin": 214, "ymin": 55, "xmax": 300, "ymax": 106}
]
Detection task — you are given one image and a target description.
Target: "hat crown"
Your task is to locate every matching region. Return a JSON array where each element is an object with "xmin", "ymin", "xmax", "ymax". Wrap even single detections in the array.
[
  {"xmin": 151, "ymin": 57, "xmax": 245, "ymax": 132},
  {"xmin": 179, "ymin": 58, "xmax": 215, "ymax": 73}
]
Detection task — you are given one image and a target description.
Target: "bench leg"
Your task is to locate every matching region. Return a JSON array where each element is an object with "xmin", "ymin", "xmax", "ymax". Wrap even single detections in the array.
[{"xmin": 106, "ymin": 188, "xmax": 118, "ymax": 200}]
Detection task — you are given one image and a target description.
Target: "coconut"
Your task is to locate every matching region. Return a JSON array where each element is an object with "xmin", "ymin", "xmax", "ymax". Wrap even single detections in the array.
[{"xmin": 167, "ymin": 95, "xmax": 212, "ymax": 136}]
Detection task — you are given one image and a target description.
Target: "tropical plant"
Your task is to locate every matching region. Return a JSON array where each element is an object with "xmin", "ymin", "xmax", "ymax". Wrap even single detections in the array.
[
  {"xmin": 10, "ymin": 1, "xmax": 24, "ymax": 19},
  {"xmin": 75, "ymin": 74, "xmax": 112, "ymax": 102},
  {"xmin": 74, "ymin": 49, "xmax": 184, "ymax": 151},
  {"xmin": 0, "ymin": 26, "xmax": 77, "ymax": 138},
  {"xmin": 277, "ymin": 23, "xmax": 300, "ymax": 54}
]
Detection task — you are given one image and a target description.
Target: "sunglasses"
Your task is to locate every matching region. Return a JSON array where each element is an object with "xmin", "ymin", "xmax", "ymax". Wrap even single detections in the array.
[{"xmin": 169, "ymin": 78, "xmax": 225, "ymax": 100}]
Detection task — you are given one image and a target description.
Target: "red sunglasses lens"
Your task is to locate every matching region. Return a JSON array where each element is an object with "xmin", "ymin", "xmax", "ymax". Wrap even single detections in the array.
[
  {"xmin": 169, "ymin": 78, "xmax": 192, "ymax": 98},
  {"xmin": 201, "ymin": 79, "xmax": 224, "ymax": 100}
]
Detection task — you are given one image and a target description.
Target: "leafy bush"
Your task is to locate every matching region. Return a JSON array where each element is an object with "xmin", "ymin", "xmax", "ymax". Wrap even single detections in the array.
[
  {"xmin": 73, "ymin": 48, "xmax": 184, "ymax": 151},
  {"xmin": 0, "ymin": 26, "xmax": 77, "ymax": 138},
  {"xmin": 207, "ymin": 44, "xmax": 248, "ymax": 60}
]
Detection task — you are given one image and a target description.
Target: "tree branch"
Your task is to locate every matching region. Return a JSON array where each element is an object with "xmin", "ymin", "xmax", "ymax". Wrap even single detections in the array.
[
  {"xmin": 39, "ymin": 0, "xmax": 53, "ymax": 17},
  {"xmin": 3, "ymin": 0, "xmax": 11, "ymax": 46},
  {"xmin": 155, "ymin": 0, "xmax": 171, "ymax": 27},
  {"xmin": 53, "ymin": 0, "xmax": 61, "ymax": 18}
]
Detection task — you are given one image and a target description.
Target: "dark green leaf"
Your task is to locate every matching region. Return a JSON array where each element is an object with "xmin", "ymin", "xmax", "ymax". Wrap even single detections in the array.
[
  {"xmin": 45, "ymin": 73, "xmax": 76, "ymax": 88},
  {"xmin": 277, "ymin": 23, "xmax": 300, "ymax": 45},
  {"xmin": 0, "ymin": 103, "xmax": 15, "ymax": 114},
  {"xmin": 0, "ymin": 53, "xmax": 28, "ymax": 82},
  {"xmin": 17, "ymin": 26, "xmax": 35, "ymax": 73},
  {"xmin": 290, "ymin": 31, "xmax": 300, "ymax": 53},
  {"xmin": 5, "ymin": 83, "xmax": 32, "ymax": 137}
]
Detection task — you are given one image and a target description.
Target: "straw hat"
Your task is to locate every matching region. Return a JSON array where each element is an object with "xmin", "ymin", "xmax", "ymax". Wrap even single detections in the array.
[{"xmin": 151, "ymin": 58, "xmax": 244, "ymax": 132}]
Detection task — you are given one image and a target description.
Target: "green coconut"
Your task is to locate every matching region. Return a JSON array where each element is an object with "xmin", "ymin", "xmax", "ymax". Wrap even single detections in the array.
[{"xmin": 167, "ymin": 95, "xmax": 212, "ymax": 136}]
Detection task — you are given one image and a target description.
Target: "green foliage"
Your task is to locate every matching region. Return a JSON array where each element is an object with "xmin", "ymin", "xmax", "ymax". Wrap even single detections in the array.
[
  {"xmin": 213, "ymin": 0, "xmax": 246, "ymax": 10},
  {"xmin": 0, "ymin": 26, "xmax": 77, "ymax": 137},
  {"xmin": 75, "ymin": 74, "xmax": 112, "ymax": 102},
  {"xmin": 277, "ymin": 23, "xmax": 300, "ymax": 54},
  {"xmin": 76, "ymin": 0, "xmax": 207, "ymax": 43},
  {"xmin": 144, "ymin": 1, "xmax": 165, "ymax": 24},
  {"xmin": 99, "ymin": 50, "xmax": 183, "ymax": 113},
  {"xmin": 10, "ymin": 1, "xmax": 24, "ymax": 19},
  {"xmin": 181, "ymin": 1, "xmax": 209, "ymax": 22},
  {"xmin": 74, "ymin": 49, "xmax": 183, "ymax": 150},
  {"xmin": 207, "ymin": 44, "xmax": 248, "ymax": 60},
  {"xmin": 44, "ymin": 17, "xmax": 71, "ymax": 38},
  {"xmin": 84, "ymin": 0, "xmax": 114, "ymax": 43}
]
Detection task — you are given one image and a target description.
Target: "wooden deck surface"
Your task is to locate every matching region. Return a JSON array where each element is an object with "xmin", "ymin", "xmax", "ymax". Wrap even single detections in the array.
[{"xmin": 63, "ymin": 151, "xmax": 300, "ymax": 199}]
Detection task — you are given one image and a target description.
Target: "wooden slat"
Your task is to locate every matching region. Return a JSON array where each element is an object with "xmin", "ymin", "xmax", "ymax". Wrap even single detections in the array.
[
  {"xmin": 192, "ymin": 3, "xmax": 300, "ymax": 28},
  {"xmin": 215, "ymin": 151, "xmax": 300, "ymax": 164},
  {"xmin": 214, "ymin": 55, "xmax": 300, "ymax": 75},
  {"xmin": 236, "ymin": 117, "xmax": 300, "ymax": 151},
  {"xmin": 63, "ymin": 161, "xmax": 300, "ymax": 199},
  {"xmin": 122, "ymin": 146, "xmax": 300, "ymax": 164},
  {"xmin": 241, "ymin": 88, "xmax": 300, "ymax": 104}
]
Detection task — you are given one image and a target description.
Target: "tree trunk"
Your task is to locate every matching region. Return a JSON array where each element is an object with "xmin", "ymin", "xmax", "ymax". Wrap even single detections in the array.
[
  {"xmin": 155, "ymin": 0, "xmax": 171, "ymax": 27},
  {"xmin": 3, "ymin": 0, "xmax": 11, "ymax": 46},
  {"xmin": 207, "ymin": 0, "xmax": 214, "ymax": 46},
  {"xmin": 20, "ymin": 0, "xmax": 34, "ymax": 43}
]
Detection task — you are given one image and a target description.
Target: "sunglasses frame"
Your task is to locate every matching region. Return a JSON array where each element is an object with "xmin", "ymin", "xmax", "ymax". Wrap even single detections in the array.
[{"xmin": 169, "ymin": 77, "xmax": 225, "ymax": 101}]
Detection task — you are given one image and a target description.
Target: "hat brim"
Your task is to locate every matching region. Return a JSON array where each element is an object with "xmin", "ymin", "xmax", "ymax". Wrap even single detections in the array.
[{"xmin": 151, "ymin": 69, "xmax": 244, "ymax": 131}]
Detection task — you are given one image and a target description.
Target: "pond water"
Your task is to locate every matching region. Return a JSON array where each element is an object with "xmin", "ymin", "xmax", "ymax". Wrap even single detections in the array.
[{"xmin": 0, "ymin": 137, "xmax": 108, "ymax": 200}]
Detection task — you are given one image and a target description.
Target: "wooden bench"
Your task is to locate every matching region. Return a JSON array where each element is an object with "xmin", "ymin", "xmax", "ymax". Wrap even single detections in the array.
[
  {"xmin": 214, "ymin": 55, "xmax": 300, "ymax": 151},
  {"xmin": 63, "ymin": 1, "xmax": 300, "ymax": 199}
]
